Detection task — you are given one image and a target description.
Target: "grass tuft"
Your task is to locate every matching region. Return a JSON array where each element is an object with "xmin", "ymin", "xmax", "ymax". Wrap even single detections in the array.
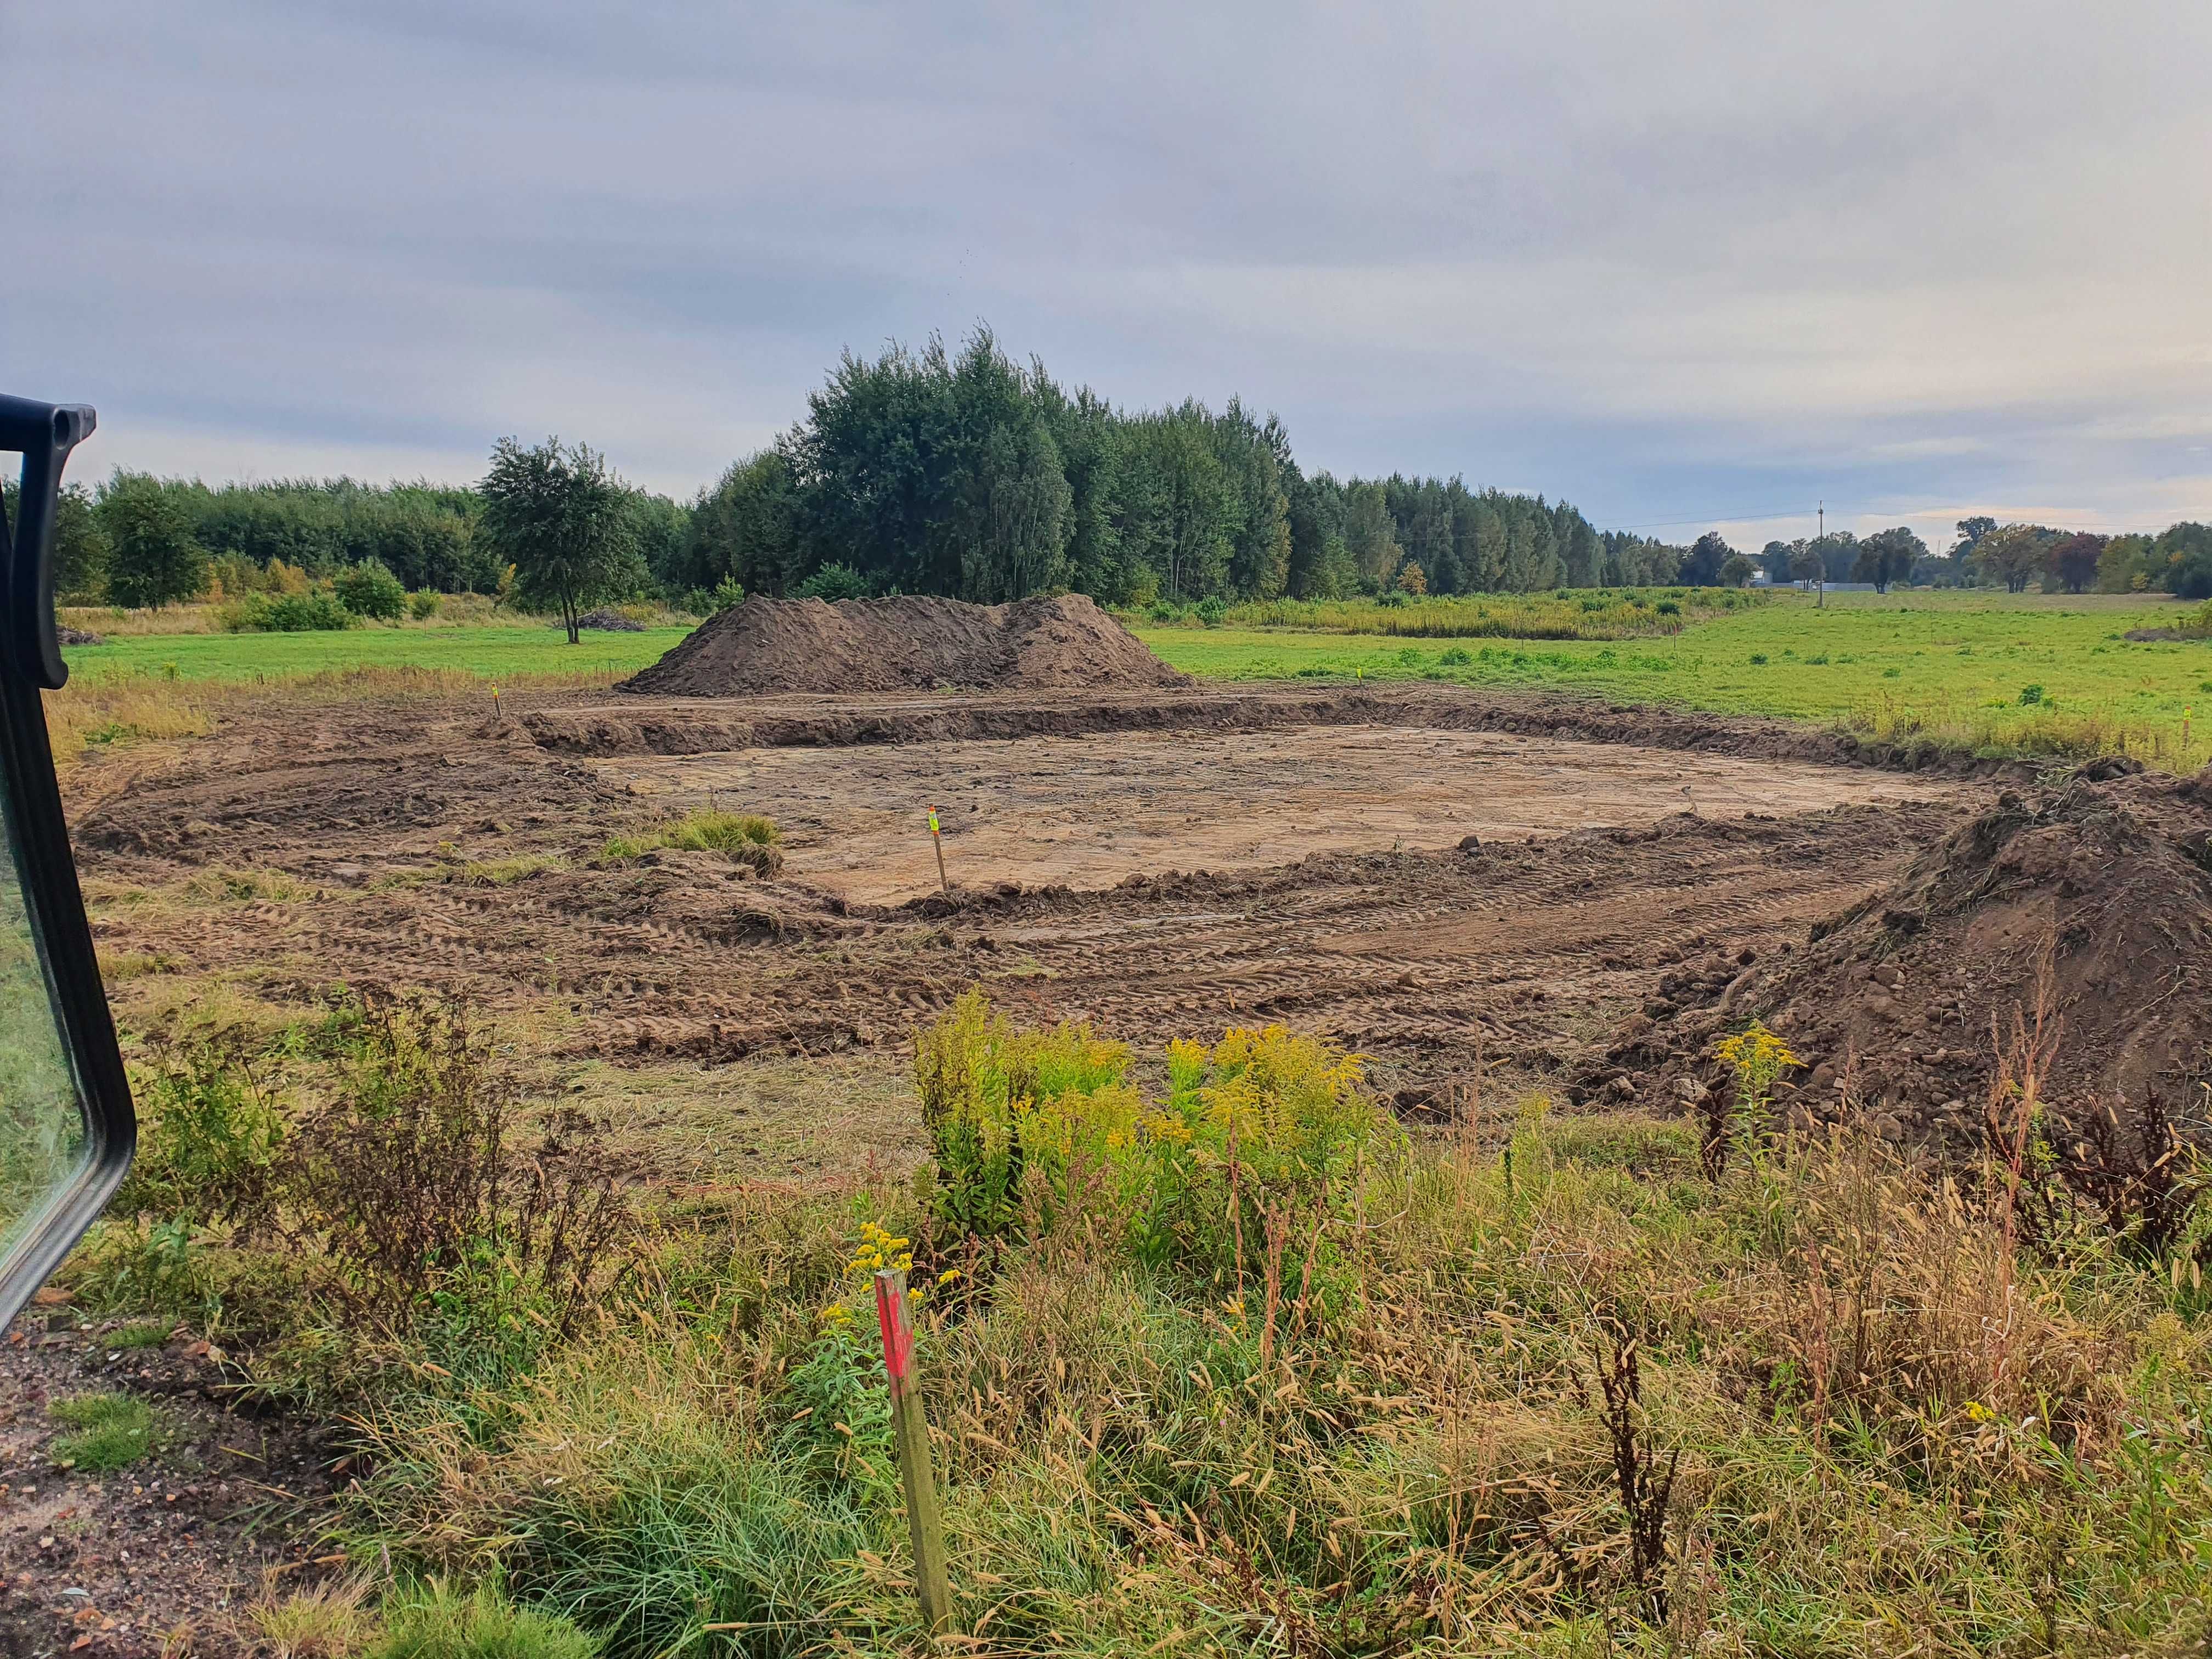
[
  {"xmin": 49, "ymin": 1391, "xmax": 163, "ymax": 1471},
  {"xmin": 601, "ymin": 809, "xmax": 782, "ymax": 876},
  {"xmin": 251, "ymin": 1576, "xmax": 381, "ymax": 1659},
  {"xmin": 371, "ymin": 1581, "xmax": 597, "ymax": 1659}
]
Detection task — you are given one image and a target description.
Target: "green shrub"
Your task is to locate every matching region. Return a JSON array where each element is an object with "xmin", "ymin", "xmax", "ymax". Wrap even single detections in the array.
[
  {"xmin": 223, "ymin": 589, "xmax": 359, "ymax": 633},
  {"xmin": 912, "ymin": 991, "xmax": 1396, "ymax": 1296},
  {"xmin": 372, "ymin": 1582, "xmax": 596, "ymax": 1659},
  {"xmin": 335, "ymin": 560, "xmax": 408, "ymax": 622},
  {"xmin": 1438, "ymin": 647, "xmax": 1472, "ymax": 665},
  {"xmin": 408, "ymin": 589, "xmax": 444, "ymax": 620},
  {"xmin": 1655, "ymin": 599, "xmax": 1681, "ymax": 616},
  {"xmin": 115, "ymin": 1035, "xmax": 286, "ymax": 1232},
  {"xmin": 50, "ymin": 1392, "xmax": 163, "ymax": 1471},
  {"xmin": 2021, "ymin": 682, "xmax": 2046, "ymax": 704},
  {"xmin": 1194, "ymin": 596, "xmax": 1227, "ymax": 627},
  {"xmin": 794, "ymin": 563, "xmax": 869, "ymax": 602},
  {"xmin": 913, "ymin": 989, "xmax": 1136, "ymax": 1243}
]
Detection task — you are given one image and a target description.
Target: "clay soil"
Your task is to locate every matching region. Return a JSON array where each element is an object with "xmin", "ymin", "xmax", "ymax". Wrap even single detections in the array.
[
  {"xmin": 622, "ymin": 592, "xmax": 1187, "ymax": 696},
  {"xmin": 69, "ymin": 681, "xmax": 1972, "ymax": 1097}
]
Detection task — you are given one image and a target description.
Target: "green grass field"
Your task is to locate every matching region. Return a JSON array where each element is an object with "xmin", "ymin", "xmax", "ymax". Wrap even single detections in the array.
[
  {"xmin": 60, "ymin": 622, "xmax": 690, "ymax": 686},
  {"xmin": 1137, "ymin": 589, "xmax": 2212, "ymax": 770},
  {"xmin": 52, "ymin": 590, "xmax": 2212, "ymax": 771}
]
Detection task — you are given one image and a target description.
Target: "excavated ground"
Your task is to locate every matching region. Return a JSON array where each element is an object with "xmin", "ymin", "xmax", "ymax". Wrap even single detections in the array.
[{"xmin": 69, "ymin": 682, "xmax": 1972, "ymax": 1103}]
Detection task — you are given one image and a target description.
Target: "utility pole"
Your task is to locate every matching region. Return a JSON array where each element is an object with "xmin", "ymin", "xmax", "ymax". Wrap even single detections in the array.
[{"xmin": 1816, "ymin": 500, "xmax": 1825, "ymax": 608}]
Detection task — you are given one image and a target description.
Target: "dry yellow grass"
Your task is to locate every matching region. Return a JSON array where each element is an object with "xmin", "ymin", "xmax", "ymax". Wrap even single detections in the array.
[{"xmin": 43, "ymin": 680, "xmax": 217, "ymax": 776}]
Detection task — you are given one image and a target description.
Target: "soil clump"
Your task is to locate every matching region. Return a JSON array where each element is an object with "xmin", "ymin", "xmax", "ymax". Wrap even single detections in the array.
[
  {"xmin": 1589, "ymin": 764, "xmax": 2212, "ymax": 1142},
  {"xmin": 620, "ymin": 593, "xmax": 1186, "ymax": 697}
]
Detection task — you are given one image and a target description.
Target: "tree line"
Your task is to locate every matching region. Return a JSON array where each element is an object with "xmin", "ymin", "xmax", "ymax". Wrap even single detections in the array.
[
  {"xmin": 12, "ymin": 330, "xmax": 1684, "ymax": 617},
  {"xmin": 662, "ymin": 330, "xmax": 1652, "ymax": 607},
  {"xmin": 1934, "ymin": 517, "xmax": 2212, "ymax": 598},
  {"xmin": 1734, "ymin": 519, "xmax": 2212, "ymax": 599},
  {"xmin": 13, "ymin": 326, "xmax": 2206, "ymax": 617}
]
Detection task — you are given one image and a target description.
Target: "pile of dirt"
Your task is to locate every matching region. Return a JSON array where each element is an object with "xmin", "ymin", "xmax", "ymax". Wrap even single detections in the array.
[
  {"xmin": 619, "ymin": 593, "xmax": 1187, "ymax": 696},
  {"xmin": 571, "ymin": 608, "xmax": 647, "ymax": 632},
  {"xmin": 1587, "ymin": 764, "xmax": 2212, "ymax": 1141}
]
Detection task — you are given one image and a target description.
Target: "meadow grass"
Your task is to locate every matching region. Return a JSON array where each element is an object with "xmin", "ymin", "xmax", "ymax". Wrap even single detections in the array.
[
  {"xmin": 1186, "ymin": 586, "xmax": 1763, "ymax": 641},
  {"xmin": 75, "ymin": 994, "xmax": 2212, "ymax": 1655},
  {"xmin": 602, "ymin": 808, "xmax": 783, "ymax": 874},
  {"xmin": 345, "ymin": 1103, "xmax": 2211, "ymax": 1656},
  {"xmin": 1138, "ymin": 589, "xmax": 2212, "ymax": 770},
  {"xmin": 59, "ymin": 622, "xmax": 690, "ymax": 687},
  {"xmin": 41, "ymin": 589, "xmax": 2212, "ymax": 777}
]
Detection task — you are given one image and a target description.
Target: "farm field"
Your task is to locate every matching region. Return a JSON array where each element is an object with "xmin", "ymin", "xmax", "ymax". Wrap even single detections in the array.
[
  {"xmin": 8, "ymin": 605, "xmax": 2212, "ymax": 1656},
  {"xmin": 1136, "ymin": 589, "xmax": 2212, "ymax": 771},
  {"xmin": 50, "ymin": 589, "xmax": 2212, "ymax": 774}
]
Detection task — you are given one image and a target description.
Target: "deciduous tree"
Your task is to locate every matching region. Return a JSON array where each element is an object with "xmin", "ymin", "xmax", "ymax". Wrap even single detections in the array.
[
  {"xmin": 479, "ymin": 438, "xmax": 645, "ymax": 644},
  {"xmin": 2157, "ymin": 521, "xmax": 2212, "ymax": 600},
  {"xmin": 1852, "ymin": 527, "xmax": 1925, "ymax": 593},
  {"xmin": 2045, "ymin": 532, "xmax": 2104, "ymax": 595},
  {"xmin": 99, "ymin": 471, "xmax": 208, "ymax": 608},
  {"xmin": 1974, "ymin": 524, "xmax": 2045, "ymax": 593}
]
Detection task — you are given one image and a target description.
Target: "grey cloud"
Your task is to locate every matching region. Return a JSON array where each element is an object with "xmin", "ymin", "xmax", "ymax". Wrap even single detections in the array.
[{"xmin": 4, "ymin": 0, "xmax": 2209, "ymax": 527}]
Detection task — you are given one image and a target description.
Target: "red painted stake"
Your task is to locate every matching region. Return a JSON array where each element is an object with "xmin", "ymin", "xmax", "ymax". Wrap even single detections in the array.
[{"xmin": 874, "ymin": 1266, "xmax": 953, "ymax": 1635}]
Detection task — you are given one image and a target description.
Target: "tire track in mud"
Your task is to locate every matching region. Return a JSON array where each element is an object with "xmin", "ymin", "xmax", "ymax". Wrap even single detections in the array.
[
  {"xmin": 65, "ymin": 686, "xmax": 1975, "ymax": 1094},
  {"xmin": 89, "ymin": 800, "xmax": 1966, "ymax": 1096}
]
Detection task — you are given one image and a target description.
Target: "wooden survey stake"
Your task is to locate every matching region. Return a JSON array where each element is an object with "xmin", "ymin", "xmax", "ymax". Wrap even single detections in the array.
[
  {"xmin": 927, "ymin": 806, "xmax": 950, "ymax": 898},
  {"xmin": 874, "ymin": 1266, "xmax": 954, "ymax": 1635}
]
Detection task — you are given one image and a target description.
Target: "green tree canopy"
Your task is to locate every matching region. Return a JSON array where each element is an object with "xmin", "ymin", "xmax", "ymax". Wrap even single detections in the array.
[
  {"xmin": 1974, "ymin": 524, "xmax": 2046, "ymax": 593},
  {"xmin": 1852, "ymin": 527, "xmax": 1925, "ymax": 592},
  {"xmin": 2044, "ymin": 532, "xmax": 2104, "ymax": 595},
  {"xmin": 99, "ymin": 471, "xmax": 208, "ymax": 608},
  {"xmin": 478, "ymin": 438, "xmax": 646, "ymax": 643},
  {"xmin": 2157, "ymin": 522, "xmax": 2212, "ymax": 600}
]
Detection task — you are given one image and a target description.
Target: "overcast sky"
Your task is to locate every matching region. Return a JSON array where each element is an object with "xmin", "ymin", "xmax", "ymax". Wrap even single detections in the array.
[{"xmin": 8, "ymin": 1, "xmax": 2210, "ymax": 550}]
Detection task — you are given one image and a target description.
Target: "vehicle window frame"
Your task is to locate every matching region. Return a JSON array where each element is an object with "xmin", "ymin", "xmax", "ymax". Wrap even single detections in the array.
[{"xmin": 0, "ymin": 398, "xmax": 135, "ymax": 1330}]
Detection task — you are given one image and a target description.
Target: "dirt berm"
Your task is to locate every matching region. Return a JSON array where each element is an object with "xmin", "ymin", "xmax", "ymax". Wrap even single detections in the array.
[
  {"xmin": 1587, "ymin": 763, "xmax": 2212, "ymax": 1141},
  {"xmin": 620, "ymin": 593, "xmax": 1187, "ymax": 696}
]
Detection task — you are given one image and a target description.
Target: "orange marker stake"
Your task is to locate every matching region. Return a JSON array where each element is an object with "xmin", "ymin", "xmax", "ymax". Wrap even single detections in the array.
[{"xmin": 928, "ymin": 805, "xmax": 950, "ymax": 898}]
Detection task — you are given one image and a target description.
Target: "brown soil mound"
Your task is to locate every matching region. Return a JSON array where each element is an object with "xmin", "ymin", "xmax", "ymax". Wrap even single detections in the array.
[
  {"xmin": 1588, "ymin": 764, "xmax": 2212, "ymax": 1141},
  {"xmin": 619, "ymin": 593, "xmax": 1187, "ymax": 697}
]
